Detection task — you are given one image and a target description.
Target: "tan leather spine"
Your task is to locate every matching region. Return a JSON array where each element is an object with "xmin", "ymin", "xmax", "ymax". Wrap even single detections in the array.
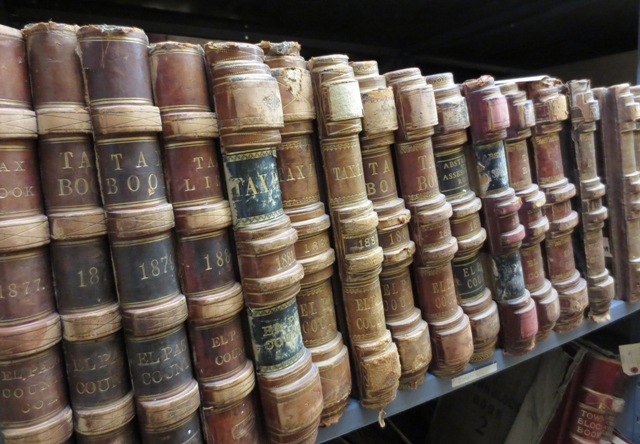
[
  {"xmin": 385, "ymin": 67, "xmax": 473, "ymax": 375},
  {"xmin": 352, "ymin": 60, "xmax": 431, "ymax": 387},
  {"xmin": 568, "ymin": 80, "xmax": 614, "ymax": 323},
  {"xmin": 261, "ymin": 41, "xmax": 351, "ymax": 426},
  {"xmin": 309, "ymin": 54, "xmax": 401, "ymax": 411}
]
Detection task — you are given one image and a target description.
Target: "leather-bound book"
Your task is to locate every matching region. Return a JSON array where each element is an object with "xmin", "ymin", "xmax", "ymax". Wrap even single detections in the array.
[
  {"xmin": 260, "ymin": 40, "xmax": 351, "ymax": 425},
  {"xmin": 23, "ymin": 22, "xmax": 138, "ymax": 443},
  {"xmin": 523, "ymin": 78, "xmax": 588, "ymax": 331},
  {"xmin": 384, "ymin": 67, "xmax": 473, "ymax": 375},
  {"xmin": 462, "ymin": 76, "xmax": 538, "ymax": 355},
  {"xmin": 149, "ymin": 41, "xmax": 263, "ymax": 443},
  {"xmin": 565, "ymin": 352, "xmax": 627, "ymax": 443},
  {"xmin": 0, "ymin": 24, "xmax": 73, "ymax": 444},
  {"xmin": 596, "ymin": 84, "xmax": 640, "ymax": 302},
  {"xmin": 76, "ymin": 25, "xmax": 202, "ymax": 442},
  {"xmin": 351, "ymin": 60, "xmax": 431, "ymax": 388},
  {"xmin": 205, "ymin": 42, "xmax": 323, "ymax": 443},
  {"xmin": 425, "ymin": 72, "xmax": 500, "ymax": 362},
  {"xmin": 566, "ymin": 80, "xmax": 614, "ymax": 322},
  {"xmin": 498, "ymin": 82, "xmax": 559, "ymax": 340},
  {"xmin": 308, "ymin": 55, "xmax": 401, "ymax": 412}
]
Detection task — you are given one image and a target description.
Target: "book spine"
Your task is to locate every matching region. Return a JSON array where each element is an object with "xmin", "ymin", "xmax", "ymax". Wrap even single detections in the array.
[
  {"xmin": 596, "ymin": 85, "xmax": 640, "ymax": 302},
  {"xmin": 76, "ymin": 25, "xmax": 201, "ymax": 442},
  {"xmin": 384, "ymin": 67, "xmax": 473, "ymax": 376},
  {"xmin": 526, "ymin": 78, "xmax": 588, "ymax": 331},
  {"xmin": 567, "ymin": 80, "xmax": 615, "ymax": 323},
  {"xmin": 566, "ymin": 352, "xmax": 627, "ymax": 443},
  {"xmin": 499, "ymin": 82, "xmax": 560, "ymax": 340},
  {"xmin": 149, "ymin": 41, "xmax": 263, "ymax": 444},
  {"xmin": 308, "ymin": 54, "xmax": 401, "ymax": 410},
  {"xmin": 205, "ymin": 42, "xmax": 322, "ymax": 444},
  {"xmin": 425, "ymin": 72, "xmax": 500, "ymax": 363},
  {"xmin": 0, "ymin": 24, "xmax": 73, "ymax": 444},
  {"xmin": 351, "ymin": 60, "xmax": 431, "ymax": 389},
  {"xmin": 261, "ymin": 41, "xmax": 351, "ymax": 425},
  {"xmin": 462, "ymin": 76, "xmax": 538, "ymax": 355},
  {"xmin": 23, "ymin": 22, "xmax": 138, "ymax": 442}
]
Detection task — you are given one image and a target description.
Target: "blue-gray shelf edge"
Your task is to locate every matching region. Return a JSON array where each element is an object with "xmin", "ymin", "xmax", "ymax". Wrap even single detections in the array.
[{"xmin": 317, "ymin": 300, "xmax": 640, "ymax": 443}]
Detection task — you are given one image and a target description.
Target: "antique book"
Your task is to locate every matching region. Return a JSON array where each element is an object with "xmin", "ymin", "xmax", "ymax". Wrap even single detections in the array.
[
  {"xmin": 261, "ymin": 40, "xmax": 352, "ymax": 424},
  {"xmin": 566, "ymin": 80, "xmax": 615, "ymax": 322},
  {"xmin": 0, "ymin": 23, "xmax": 73, "ymax": 444},
  {"xmin": 522, "ymin": 77, "xmax": 588, "ymax": 331},
  {"xmin": 23, "ymin": 22, "xmax": 137, "ymax": 442},
  {"xmin": 596, "ymin": 84, "xmax": 640, "ymax": 302},
  {"xmin": 76, "ymin": 25, "xmax": 202, "ymax": 442},
  {"xmin": 205, "ymin": 41, "xmax": 323, "ymax": 443},
  {"xmin": 308, "ymin": 54, "xmax": 401, "ymax": 413},
  {"xmin": 384, "ymin": 67, "xmax": 473, "ymax": 375},
  {"xmin": 149, "ymin": 41, "xmax": 262, "ymax": 443},
  {"xmin": 462, "ymin": 75, "xmax": 538, "ymax": 355},
  {"xmin": 352, "ymin": 60, "xmax": 431, "ymax": 387},
  {"xmin": 498, "ymin": 81, "xmax": 559, "ymax": 340},
  {"xmin": 425, "ymin": 72, "xmax": 500, "ymax": 362}
]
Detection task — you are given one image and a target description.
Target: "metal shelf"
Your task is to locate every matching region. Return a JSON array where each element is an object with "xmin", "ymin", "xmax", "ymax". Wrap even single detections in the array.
[{"xmin": 317, "ymin": 300, "xmax": 640, "ymax": 443}]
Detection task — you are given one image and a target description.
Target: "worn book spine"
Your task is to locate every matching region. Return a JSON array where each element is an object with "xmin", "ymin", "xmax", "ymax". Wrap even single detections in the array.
[
  {"xmin": 499, "ymin": 82, "xmax": 559, "ymax": 341},
  {"xmin": 308, "ymin": 54, "xmax": 401, "ymax": 413},
  {"xmin": 567, "ymin": 80, "xmax": 615, "ymax": 323},
  {"xmin": 425, "ymin": 72, "xmax": 499, "ymax": 362},
  {"xmin": 384, "ymin": 67, "xmax": 473, "ymax": 375},
  {"xmin": 149, "ymin": 41, "xmax": 262, "ymax": 443},
  {"xmin": 76, "ymin": 25, "xmax": 202, "ymax": 442},
  {"xmin": 462, "ymin": 75, "xmax": 538, "ymax": 355},
  {"xmin": 566, "ymin": 352, "xmax": 626, "ymax": 443},
  {"xmin": 0, "ymin": 24, "xmax": 73, "ymax": 444},
  {"xmin": 351, "ymin": 60, "xmax": 431, "ymax": 388},
  {"xmin": 205, "ymin": 42, "xmax": 322, "ymax": 444},
  {"xmin": 261, "ymin": 40, "xmax": 351, "ymax": 425},
  {"xmin": 23, "ymin": 22, "xmax": 138, "ymax": 443},
  {"xmin": 526, "ymin": 78, "xmax": 588, "ymax": 331}
]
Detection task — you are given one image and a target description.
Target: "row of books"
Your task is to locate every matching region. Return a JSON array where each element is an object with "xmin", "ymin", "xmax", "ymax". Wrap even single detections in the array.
[{"xmin": 0, "ymin": 20, "xmax": 636, "ymax": 444}]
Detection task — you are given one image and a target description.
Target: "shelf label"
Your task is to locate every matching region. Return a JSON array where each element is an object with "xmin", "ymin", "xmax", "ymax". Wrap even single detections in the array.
[
  {"xmin": 451, "ymin": 362, "xmax": 498, "ymax": 388},
  {"xmin": 619, "ymin": 343, "xmax": 640, "ymax": 376}
]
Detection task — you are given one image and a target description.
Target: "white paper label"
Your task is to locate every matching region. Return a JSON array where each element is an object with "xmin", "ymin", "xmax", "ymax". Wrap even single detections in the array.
[
  {"xmin": 326, "ymin": 80, "xmax": 364, "ymax": 122},
  {"xmin": 451, "ymin": 362, "xmax": 498, "ymax": 388},
  {"xmin": 618, "ymin": 343, "xmax": 640, "ymax": 375}
]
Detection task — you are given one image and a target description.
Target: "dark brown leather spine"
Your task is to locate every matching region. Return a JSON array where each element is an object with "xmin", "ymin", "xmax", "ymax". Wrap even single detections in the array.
[
  {"xmin": 76, "ymin": 25, "xmax": 201, "ymax": 442},
  {"xmin": 308, "ymin": 55, "xmax": 401, "ymax": 411},
  {"xmin": 525, "ymin": 78, "xmax": 588, "ymax": 330},
  {"xmin": 261, "ymin": 41, "xmax": 351, "ymax": 425},
  {"xmin": 23, "ymin": 22, "xmax": 137, "ymax": 441},
  {"xmin": 425, "ymin": 72, "xmax": 500, "ymax": 362},
  {"xmin": 384, "ymin": 68, "xmax": 473, "ymax": 375},
  {"xmin": 205, "ymin": 42, "xmax": 322, "ymax": 444},
  {"xmin": 149, "ymin": 41, "xmax": 262, "ymax": 443},
  {"xmin": 462, "ymin": 76, "xmax": 538, "ymax": 355},
  {"xmin": 351, "ymin": 60, "xmax": 431, "ymax": 388},
  {"xmin": 0, "ymin": 24, "xmax": 73, "ymax": 444},
  {"xmin": 596, "ymin": 84, "xmax": 640, "ymax": 302},
  {"xmin": 567, "ymin": 80, "xmax": 615, "ymax": 323},
  {"xmin": 498, "ymin": 81, "xmax": 559, "ymax": 340}
]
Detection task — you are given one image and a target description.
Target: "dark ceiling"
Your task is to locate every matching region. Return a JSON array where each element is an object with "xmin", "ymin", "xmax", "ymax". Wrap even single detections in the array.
[{"xmin": 2, "ymin": 0, "xmax": 638, "ymax": 80}]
